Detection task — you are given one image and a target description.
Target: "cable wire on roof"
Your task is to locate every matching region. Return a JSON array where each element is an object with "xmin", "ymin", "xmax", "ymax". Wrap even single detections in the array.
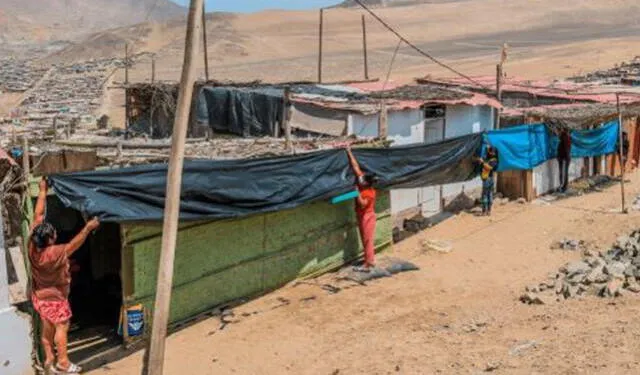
[{"xmin": 351, "ymin": 0, "xmax": 492, "ymax": 90}]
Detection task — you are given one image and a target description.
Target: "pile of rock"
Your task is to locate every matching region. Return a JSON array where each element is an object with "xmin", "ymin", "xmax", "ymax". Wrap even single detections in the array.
[{"xmin": 521, "ymin": 231, "xmax": 640, "ymax": 304}]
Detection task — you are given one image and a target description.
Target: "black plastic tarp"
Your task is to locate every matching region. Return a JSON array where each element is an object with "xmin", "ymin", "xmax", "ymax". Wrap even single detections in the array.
[
  {"xmin": 49, "ymin": 133, "xmax": 483, "ymax": 222},
  {"xmin": 196, "ymin": 86, "xmax": 284, "ymax": 137}
]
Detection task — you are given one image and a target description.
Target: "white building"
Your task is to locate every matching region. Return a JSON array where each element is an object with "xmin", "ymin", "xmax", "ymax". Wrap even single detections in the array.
[{"xmin": 290, "ymin": 82, "xmax": 500, "ymax": 224}]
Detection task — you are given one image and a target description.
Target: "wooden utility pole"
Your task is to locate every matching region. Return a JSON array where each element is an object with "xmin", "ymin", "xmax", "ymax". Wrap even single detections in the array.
[
  {"xmin": 361, "ymin": 14, "xmax": 369, "ymax": 80},
  {"xmin": 318, "ymin": 8, "xmax": 324, "ymax": 83},
  {"xmin": 378, "ymin": 102, "xmax": 388, "ymax": 138},
  {"xmin": 144, "ymin": 0, "xmax": 204, "ymax": 374},
  {"xmin": 151, "ymin": 55, "xmax": 156, "ymax": 83},
  {"xmin": 283, "ymin": 86, "xmax": 292, "ymax": 151},
  {"xmin": 125, "ymin": 43, "xmax": 130, "ymax": 84},
  {"xmin": 616, "ymin": 93, "xmax": 627, "ymax": 213},
  {"xmin": 201, "ymin": 2, "xmax": 210, "ymax": 81}
]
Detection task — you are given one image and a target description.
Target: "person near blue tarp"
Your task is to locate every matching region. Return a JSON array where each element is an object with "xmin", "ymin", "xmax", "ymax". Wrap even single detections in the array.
[
  {"xmin": 557, "ymin": 128, "xmax": 572, "ymax": 192},
  {"xmin": 618, "ymin": 131, "xmax": 630, "ymax": 174},
  {"xmin": 476, "ymin": 146, "xmax": 498, "ymax": 216}
]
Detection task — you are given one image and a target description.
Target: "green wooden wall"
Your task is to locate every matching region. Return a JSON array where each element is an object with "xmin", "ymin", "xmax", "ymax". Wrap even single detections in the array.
[{"xmin": 120, "ymin": 192, "xmax": 392, "ymax": 325}]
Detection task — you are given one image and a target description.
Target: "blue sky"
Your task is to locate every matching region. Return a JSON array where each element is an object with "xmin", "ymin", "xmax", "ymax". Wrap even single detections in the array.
[{"xmin": 171, "ymin": 0, "xmax": 341, "ymax": 13}]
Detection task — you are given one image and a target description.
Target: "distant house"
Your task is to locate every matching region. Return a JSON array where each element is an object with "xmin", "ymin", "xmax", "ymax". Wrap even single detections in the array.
[{"xmin": 420, "ymin": 76, "xmax": 640, "ymax": 199}]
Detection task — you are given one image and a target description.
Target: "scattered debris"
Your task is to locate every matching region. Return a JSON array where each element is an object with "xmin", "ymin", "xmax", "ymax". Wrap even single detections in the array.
[
  {"xmin": 521, "ymin": 230, "xmax": 640, "ymax": 303},
  {"xmin": 550, "ymin": 238, "xmax": 588, "ymax": 252},
  {"xmin": 484, "ymin": 361, "xmax": 501, "ymax": 372},
  {"xmin": 509, "ymin": 340, "xmax": 539, "ymax": 356},
  {"xmin": 422, "ymin": 239, "xmax": 453, "ymax": 254}
]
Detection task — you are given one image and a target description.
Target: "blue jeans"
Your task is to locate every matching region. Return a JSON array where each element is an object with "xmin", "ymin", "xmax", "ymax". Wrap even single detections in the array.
[{"xmin": 482, "ymin": 178, "xmax": 494, "ymax": 213}]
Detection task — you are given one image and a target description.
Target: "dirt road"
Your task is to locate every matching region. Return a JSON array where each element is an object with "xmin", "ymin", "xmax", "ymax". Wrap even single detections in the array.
[{"xmin": 90, "ymin": 172, "xmax": 640, "ymax": 375}]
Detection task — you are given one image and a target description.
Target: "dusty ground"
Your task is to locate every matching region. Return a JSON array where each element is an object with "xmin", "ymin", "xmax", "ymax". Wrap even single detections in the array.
[{"xmin": 89, "ymin": 171, "xmax": 640, "ymax": 375}]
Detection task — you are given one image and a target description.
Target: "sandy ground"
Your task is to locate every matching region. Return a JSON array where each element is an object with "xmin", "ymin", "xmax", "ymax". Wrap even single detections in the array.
[{"xmin": 88, "ymin": 170, "xmax": 640, "ymax": 375}]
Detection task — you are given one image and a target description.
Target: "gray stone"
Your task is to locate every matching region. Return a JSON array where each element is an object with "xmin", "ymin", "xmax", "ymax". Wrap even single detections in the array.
[
  {"xmin": 604, "ymin": 261, "xmax": 627, "ymax": 278},
  {"xmin": 565, "ymin": 261, "xmax": 591, "ymax": 277},
  {"xmin": 509, "ymin": 340, "xmax": 539, "ymax": 356},
  {"xmin": 584, "ymin": 264, "xmax": 605, "ymax": 284},
  {"xmin": 568, "ymin": 273, "xmax": 585, "ymax": 285},
  {"xmin": 526, "ymin": 285, "xmax": 540, "ymax": 293},
  {"xmin": 624, "ymin": 265, "xmax": 637, "ymax": 277},
  {"xmin": 604, "ymin": 279, "xmax": 624, "ymax": 297},
  {"xmin": 538, "ymin": 283, "xmax": 548, "ymax": 292},
  {"xmin": 588, "ymin": 283, "xmax": 607, "ymax": 296},
  {"xmin": 625, "ymin": 279, "xmax": 640, "ymax": 293}
]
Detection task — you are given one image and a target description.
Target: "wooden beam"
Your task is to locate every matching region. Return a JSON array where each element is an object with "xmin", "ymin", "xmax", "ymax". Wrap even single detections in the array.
[
  {"xmin": 378, "ymin": 102, "xmax": 388, "ymax": 138},
  {"xmin": 201, "ymin": 3, "xmax": 210, "ymax": 81},
  {"xmin": 362, "ymin": 14, "xmax": 369, "ymax": 80},
  {"xmin": 283, "ymin": 86, "xmax": 292, "ymax": 151},
  {"xmin": 617, "ymin": 93, "xmax": 627, "ymax": 213},
  {"xmin": 144, "ymin": 0, "xmax": 204, "ymax": 373},
  {"xmin": 318, "ymin": 8, "xmax": 324, "ymax": 83}
]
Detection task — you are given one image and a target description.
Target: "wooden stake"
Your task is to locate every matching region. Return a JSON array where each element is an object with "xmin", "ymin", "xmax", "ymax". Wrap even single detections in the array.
[
  {"xmin": 495, "ymin": 63, "xmax": 502, "ymax": 129},
  {"xmin": 318, "ymin": 8, "xmax": 324, "ymax": 83},
  {"xmin": 617, "ymin": 93, "xmax": 627, "ymax": 213},
  {"xmin": 378, "ymin": 102, "xmax": 388, "ymax": 138},
  {"xmin": 151, "ymin": 55, "xmax": 156, "ymax": 83},
  {"xmin": 125, "ymin": 43, "xmax": 129, "ymax": 84},
  {"xmin": 22, "ymin": 137, "xmax": 30, "ymax": 187},
  {"xmin": 52, "ymin": 116, "xmax": 58, "ymax": 140},
  {"xmin": 201, "ymin": 2, "xmax": 210, "ymax": 81},
  {"xmin": 144, "ymin": 0, "xmax": 204, "ymax": 373},
  {"xmin": 283, "ymin": 86, "xmax": 292, "ymax": 151},
  {"xmin": 362, "ymin": 14, "xmax": 369, "ymax": 80}
]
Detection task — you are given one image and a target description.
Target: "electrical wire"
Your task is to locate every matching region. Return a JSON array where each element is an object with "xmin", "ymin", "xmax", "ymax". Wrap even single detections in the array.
[{"xmin": 352, "ymin": 0, "xmax": 492, "ymax": 90}]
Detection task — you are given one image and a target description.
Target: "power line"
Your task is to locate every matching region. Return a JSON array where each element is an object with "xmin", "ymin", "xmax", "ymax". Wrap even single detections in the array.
[{"xmin": 352, "ymin": 0, "xmax": 492, "ymax": 90}]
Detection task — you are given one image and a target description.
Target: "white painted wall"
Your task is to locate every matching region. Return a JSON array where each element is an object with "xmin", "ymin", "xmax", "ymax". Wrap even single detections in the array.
[
  {"xmin": 442, "ymin": 105, "xmax": 494, "ymax": 200},
  {"xmin": 349, "ymin": 110, "xmax": 428, "ymax": 215},
  {"xmin": 349, "ymin": 105, "xmax": 494, "ymax": 217},
  {"xmin": 0, "ymin": 207, "xmax": 34, "ymax": 375},
  {"xmin": 534, "ymin": 158, "xmax": 585, "ymax": 196}
]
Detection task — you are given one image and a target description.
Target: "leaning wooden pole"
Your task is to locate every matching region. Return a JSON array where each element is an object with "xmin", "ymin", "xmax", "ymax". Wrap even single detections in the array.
[
  {"xmin": 144, "ymin": 0, "xmax": 204, "ymax": 374},
  {"xmin": 616, "ymin": 93, "xmax": 627, "ymax": 213},
  {"xmin": 318, "ymin": 8, "xmax": 324, "ymax": 83},
  {"xmin": 362, "ymin": 14, "xmax": 369, "ymax": 80},
  {"xmin": 201, "ymin": 2, "xmax": 210, "ymax": 81}
]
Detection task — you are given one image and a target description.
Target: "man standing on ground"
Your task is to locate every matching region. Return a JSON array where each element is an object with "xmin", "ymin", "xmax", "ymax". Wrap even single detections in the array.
[
  {"xmin": 476, "ymin": 146, "xmax": 498, "ymax": 216},
  {"xmin": 29, "ymin": 177, "xmax": 100, "ymax": 374},
  {"xmin": 557, "ymin": 128, "xmax": 572, "ymax": 192}
]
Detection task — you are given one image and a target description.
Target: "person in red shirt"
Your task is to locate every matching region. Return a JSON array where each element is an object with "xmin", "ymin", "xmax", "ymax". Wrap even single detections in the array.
[
  {"xmin": 29, "ymin": 177, "xmax": 100, "ymax": 374},
  {"xmin": 346, "ymin": 148, "xmax": 379, "ymax": 272}
]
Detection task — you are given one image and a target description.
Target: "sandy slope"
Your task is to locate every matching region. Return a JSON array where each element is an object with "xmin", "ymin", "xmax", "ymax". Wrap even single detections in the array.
[
  {"xmin": 98, "ymin": 0, "xmax": 640, "ymax": 84},
  {"xmin": 88, "ymin": 169, "xmax": 640, "ymax": 375}
]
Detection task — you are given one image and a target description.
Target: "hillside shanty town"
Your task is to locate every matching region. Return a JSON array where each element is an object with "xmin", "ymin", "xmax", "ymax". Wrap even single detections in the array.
[{"xmin": 3, "ymin": 0, "xmax": 640, "ymax": 374}]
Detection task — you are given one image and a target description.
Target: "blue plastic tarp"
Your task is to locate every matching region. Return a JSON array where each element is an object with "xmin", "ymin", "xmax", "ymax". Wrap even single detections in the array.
[{"xmin": 487, "ymin": 120, "xmax": 619, "ymax": 171}]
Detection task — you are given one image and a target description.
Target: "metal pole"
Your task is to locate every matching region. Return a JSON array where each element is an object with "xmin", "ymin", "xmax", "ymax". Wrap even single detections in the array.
[
  {"xmin": 617, "ymin": 93, "xmax": 627, "ymax": 213},
  {"xmin": 362, "ymin": 14, "xmax": 369, "ymax": 80},
  {"xmin": 283, "ymin": 86, "xmax": 292, "ymax": 151},
  {"xmin": 144, "ymin": 0, "xmax": 204, "ymax": 374},
  {"xmin": 202, "ymin": 2, "xmax": 210, "ymax": 81},
  {"xmin": 318, "ymin": 8, "xmax": 324, "ymax": 83}
]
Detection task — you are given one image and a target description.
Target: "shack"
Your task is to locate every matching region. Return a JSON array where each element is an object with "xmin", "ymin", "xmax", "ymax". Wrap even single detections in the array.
[
  {"xmin": 419, "ymin": 76, "xmax": 640, "ymax": 199},
  {"xmin": 18, "ymin": 138, "xmax": 393, "ymax": 366},
  {"xmin": 123, "ymin": 80, "xmax": 499, "ymax": 226}
]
